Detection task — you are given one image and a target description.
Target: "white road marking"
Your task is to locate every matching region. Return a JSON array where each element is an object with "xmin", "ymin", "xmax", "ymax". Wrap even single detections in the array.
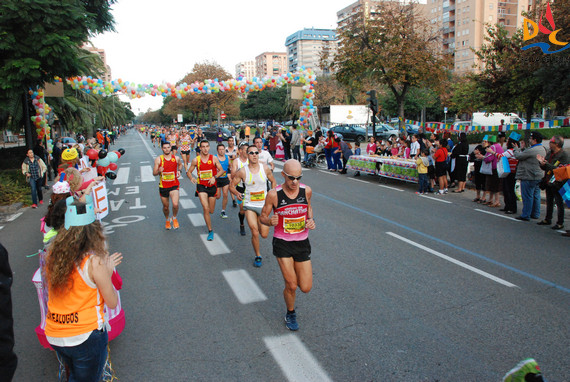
[
  {"xmin": 199, "ymin": 233, "xmax": 231, "ymax": 255},
  {"xmin": 179, "ymin": 188, "xmax": 188, "ymax": 197},
  {"xmin": 179, "ymin": 199, "xmax": 197, "ymax": 209},
  {"xmin": 0, "ymin": 226, "xmax": 4, "ymax": 230},
  {"xmin": 475, "ymin": 208, "xmax": 519, "ymax": 221},
  {"xmin": 264, "ymin": 334, "xmax": 332, "ymax": 382},
  {"xmin": 386, "ymin": 232, "xmax": 518, "ymax": 288},
  {"xmin": 377, "ymin": 184, "xmax": 404, "ymax": 192},
  {"xmin": 222, "ymin": 269, "xmax": 267, "ymax": 304},
  {"xmin": 318, "ymin": 170, "xmax": 338, "ymax": 176},
  {"xmin": 113, "ymin": 167, "xmax": 130, "ymax": 185},
  {"xmin": 140, "ymin": 133, "xmax": 157, "ymax": 159},
  {"xmin": 348, "ymin": 177, "xmax": 369, "ymax": 184},
  {"xmin": 6, "ymin": 213, "xmax": 22, "ymax": 222},
  {"xmin": 121, "ymin": 162, "xmax": 131, "ymax": 165},
  {"xmin": 140, "ymin": 161, "xmax": 150, "ymax": 164},
  {"xmin": 419, "ymin": 194, "xmax": 452, "ymax": 204},
  {"xmin": 188, "ymin": 213, "xmax": 205, "ymax": 227},
  {"xmin": 140, "ymin": 166, "xmax": 155, "ymax": 182}
]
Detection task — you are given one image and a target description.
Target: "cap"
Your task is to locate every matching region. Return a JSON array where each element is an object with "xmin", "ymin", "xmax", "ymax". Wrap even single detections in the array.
[
  {"xmin": 488, "ymin": 135, "xmax": 497, "ymax": 143},
  {"xmin": 64, "ymin": 195, "xmax": 96, "ymax": 230},
  {"xmin": 497, "ymin": 132, "xmax": 506, "ymax": 138},
  {"xmin": 482, "ymin": 135, "xmax": 489, "ymax": 141},
  {"xmin": 508, "ymin": 132, "xmax": 521, "ymax": 142},
  {"xmin": 61, "ymin": 148, "xmax": 78, "ymax": 161}
]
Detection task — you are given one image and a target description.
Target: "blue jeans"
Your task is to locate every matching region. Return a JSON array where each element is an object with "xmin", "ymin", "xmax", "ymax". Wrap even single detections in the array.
[
  {"xmin": 324, "ymin": 147, "xmax": 333, "ymax": 169},
  {"xmin": 52, "ymin": 329, "xmax": 108, "ymax": 382},
  {"xmin": 292, "ymin": 145, "xmax": 301, "ymax": 161},
  {"xmin": 418, "ymin": 173, "xmax": 429, "ymax": 193},
  {"xmin": 332, "ymin": 151, "xmax": 342, "ymax": 170},
  {"xmin": 520, "ymin": 179, "xmax": 541, "ymax": 219},
  {"xmin": 29, "ymin": 177, "xmax": 43, "ymax": 205}
]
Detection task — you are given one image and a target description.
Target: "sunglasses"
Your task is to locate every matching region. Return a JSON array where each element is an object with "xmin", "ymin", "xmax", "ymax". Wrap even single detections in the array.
[
  {"xmin": 283, "ymin": 171, "xmax": 302, "ymax": 181},
  {"xmin": 248, "ymin": 151, "xmax": 259, "ymax": 155}
]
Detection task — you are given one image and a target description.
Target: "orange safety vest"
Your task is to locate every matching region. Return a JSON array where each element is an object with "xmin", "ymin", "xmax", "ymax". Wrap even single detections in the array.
[{"xmin": 45, "ymin": 255, "xmax": 105, "ymax": 338}]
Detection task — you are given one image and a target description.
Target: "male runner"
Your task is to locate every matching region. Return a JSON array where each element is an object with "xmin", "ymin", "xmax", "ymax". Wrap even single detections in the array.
[
  {"xmin": 230, "ymin": 144, "xmax": 276, "ymax": 267},
  {"xmin": 179, "ymin": 128, "xmax": 192, "ymax": 171},
  {"xmin": 253, "ymin": 136, "xmax": 275, "ymax": 171},
  {"xmin": 225, "ymin": 137, "xmax": 238, "ymax": 207},
  {"xmin": 260, "ymin": 160, "xmax": 315, "ymax": 331},
  {"xmin": 216, "ymin": 143, "xmax": 231, "ymax": 219},
  {"xmin": 187, "ymin": 125, "xmax": 197, "ymax": 152},
  {"xmin": 153, "ymin": 141, "xmax": 183, "ymax": 230},
  {"xmin": 187, "ymin": 140, "xmax": 226, "ymax": 241},
  {"xmin": 167, "ymin": 128, "xmax": 179, "ymax": 156},
  {"xmin": 231, "ymin": 141, "xmax": 249, "ymax": 236}
]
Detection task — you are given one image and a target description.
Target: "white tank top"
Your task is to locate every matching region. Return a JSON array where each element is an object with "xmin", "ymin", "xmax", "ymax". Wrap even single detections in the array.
[{"xmin": 244, "ymin": 165, "xmax": 267, "ymax": 208}]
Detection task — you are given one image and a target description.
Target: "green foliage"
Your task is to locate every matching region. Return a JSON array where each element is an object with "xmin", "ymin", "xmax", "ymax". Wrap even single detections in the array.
[
  {"xmin": 240, "ymin": 87, "xmax": 291, "ymax": 121},
  {"xmin": 0, "ymin": 169, "xmax": 31, "ymax": 206}
]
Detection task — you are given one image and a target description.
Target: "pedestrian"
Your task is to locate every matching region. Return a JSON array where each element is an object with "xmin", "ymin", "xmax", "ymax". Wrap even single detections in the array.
[
  {"xmin": 290, "ymin": 125, "xmax": 301, "ymax": 162},
  {"xmin": 498, "ymin": 133, "xmax": 520, "ymax": 214},
  {"xmin": 366, "ymin": 136, "xmax": 376, "ymax": 155},
  {"xmin": 416, "ymin": 149, "xmax": 430, "ymax": 194},
  {"xmin": 51, "ymin": 139, "xmax": 62, "ymax": 175},
  {"xmin": 353, "ymin": 141, "xmax": 361, "ymax": 177},
  {"xmin": 324, "ymin": 130, "xmax": 336, "ymax": 170},
  {"xmin": 260, "ymin": 160, "xmax": 315, "ymax": 331},
  {"xmin": 451, "ymin": 132, "xmax": 469, "ymax": 193},
  {"xmin": 44, "ymin": 197, "xmax": 122, "ymax": 382},
  {"xmin": 410, "ymin": 134, "xmax": 420, "ymax": 159},
  {"xmin": 483, "ymin": 135, "xmax": 504, "ymax": 207},
  {"xmin": 153, "ymin": 141, "xmax": 183, "ymax": 230},
  {"xmin": 281, "ymin": 128, "xmax": 292, "ymax": 160},
  {"xmin": 514, "ymin": 131, "xmax": 547, "ymax": 221},
  {"xmin": 34, "ymin": 140, "xmax": 50, "ymax": 188},
  {"xmin": 230, "ymin": 144, "xmax": 276, "ymax": 267},
  {"xmin": 536, "ymin": 135, "xmax": 569, "ymax": 229},
  {"xmin": 0, "ymin": 243, "xmax": 18, "ymax": 382},
  {"xmin": 22, "ymin": 148, "xmax": 47, "ymax": 208},
  {"xmin": 187, "ymin": 140, "xmax": 226, "ymax": 241}
]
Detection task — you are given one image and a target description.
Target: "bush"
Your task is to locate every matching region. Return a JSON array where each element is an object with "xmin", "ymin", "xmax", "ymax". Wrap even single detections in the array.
[
  {"xmin": 0, "ymin": 169, "xmax": 31, "ymax": 206},
  {"xmin": 465, "ymin": 127, "xmax": 570, "ymax": 144}
]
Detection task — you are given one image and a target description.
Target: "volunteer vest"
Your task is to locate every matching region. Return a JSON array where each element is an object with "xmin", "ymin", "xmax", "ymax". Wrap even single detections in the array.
[
  {"xmin": 244, "ymin": 166, "xmax": 267, "ymax": 208},
  {"xmin": 273, "ymin": 184, "xmax": 309, "ymax": 241},
  {"xmin": 159, "ymin": 155, "xmax": 180, "ymax": 188},
  {"xmin": 197, "ymin": 154, "xmax": 217, "ymax": 187},
  {"xmin": 45, "ymin": 255, "xmax": 104, "ymax": 338}
]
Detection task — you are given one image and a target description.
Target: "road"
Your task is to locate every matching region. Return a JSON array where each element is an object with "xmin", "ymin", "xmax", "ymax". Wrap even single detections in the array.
[{"xmin": 3, "ymin": 131, "xmax": 569, "ymax": 381}]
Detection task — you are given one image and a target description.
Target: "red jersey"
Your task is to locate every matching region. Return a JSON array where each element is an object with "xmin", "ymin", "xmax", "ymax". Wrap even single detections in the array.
[
  {"xmin": 196, "ymin": 154, "xmax": 217, "ymax": 187},
  {"xmin": 159, "ymin": 155, "xmax": 179, "ymax": 189}
]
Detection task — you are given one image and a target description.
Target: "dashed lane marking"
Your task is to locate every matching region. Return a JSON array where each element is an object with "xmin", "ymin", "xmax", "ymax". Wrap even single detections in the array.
[
  {"xmin": 419, "ymin": 194, "xmax": 452, "ymax": 204},
  {"xmin": 6, "ymin": 212, "xmax": 23, "ymax": 222},
  {"xmin": 377, "ymin": 184, "xmax": 404, "ymax": 192},
  {"xmin": 199, "ymin": 233, "xmax": 231, "ymax": 255},
  {"xmin": 318, "ymin": 170, "xmax": 338, "ymax": 176},
  {"xmin": 113, "ymin": 167, "xmax": 130, "ymax": 185},
  {"xmin": 179, "ymin": 199, "xmax": 197, "ymax": 209},
  {"xmin": 188, "ymin": 213, "xmax": 206, "ymax": 227},
  {"xmin": 140, "ymin": 166, "xmax": 155, "ymax": 182},
  {"xmin": 348, "ymin": 177, "xmax": 369, "ymax": 184},
  {"xmin": 222, "ymin": 269, "xmax": 267, "ymax": 304}
]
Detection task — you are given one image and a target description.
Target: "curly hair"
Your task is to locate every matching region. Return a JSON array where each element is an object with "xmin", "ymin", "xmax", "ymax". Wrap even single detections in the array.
[{"xmin": 46, "ymin": 218, "xmax": 108, "ymax": 295}]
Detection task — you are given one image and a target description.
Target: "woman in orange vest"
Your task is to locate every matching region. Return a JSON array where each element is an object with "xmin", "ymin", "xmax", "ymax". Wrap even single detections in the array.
[{"xmin": 44, "ymin": 196, "xmax": 122, "ymax": 381}]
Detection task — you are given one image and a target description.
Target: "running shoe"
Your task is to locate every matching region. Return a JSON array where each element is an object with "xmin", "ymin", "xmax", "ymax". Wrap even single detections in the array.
[
  {"xmin": 502, "ymin": 358, "xmax": 542, "ymax": 382},
  {"xmin": 172, "ymin": 217, "xmax": 179, "ymax": 229},
  {"xmin": 240, "ymin": 225, "xmax": 246, "ymax": 236},
  {"xmin": 165, "ymin": 219, "xmax": 172, "ymax": 230},
  {"xmin": 220, "ymin": 211, "xmax": 228, "ymax": 219},
  {"xmin": 285, "ymin": 311, "xmax": 299, "ymax": 331},
  {"xmin": 253, "ymin": 256, "xmax": 262, "ymax": 267},
  {"xmin": 207, "ymin": 231, "xmax": 214, "ymax": 241},
  {"xmin": 31, "ymin": 204, "xmax": 38, "ymax": 208}
]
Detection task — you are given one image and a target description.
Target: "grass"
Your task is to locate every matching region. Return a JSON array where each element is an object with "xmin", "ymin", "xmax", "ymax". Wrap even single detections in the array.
[{"xmin": 0, "ymin": 169, "xmax": 32, "ymax": 206}]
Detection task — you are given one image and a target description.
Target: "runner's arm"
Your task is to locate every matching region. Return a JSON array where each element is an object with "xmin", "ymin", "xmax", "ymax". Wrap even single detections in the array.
[
  {"xmin": 214, "ymin": 157, "xmax": 226, "ymax": 178},
  {"xmin": 260, "ymin": 189, "xmax": 278, "ymax": 226},
  {"xmin": 152, "ymin": 156, "xmax": 162, "ymax": 176},
  {"xmin": 266, "ymin": 165, "xmax": 276, "ymax": 189},
  {"xmin": 305, "ymin": 186, "xmax": 316, "ymax": 230},
  {"xmin": 229, "ymin": 168, "xmax": 244, "ymax": 199}
]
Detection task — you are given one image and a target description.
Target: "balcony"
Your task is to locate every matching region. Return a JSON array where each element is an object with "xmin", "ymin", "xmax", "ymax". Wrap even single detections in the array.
[
  {"xmin": 443, "ymin": 37, "xmax": 455, "ymax": 45},
  {"xmin": 443, "ymin": 4, "xmax": 455, "ymax": 13},
  {"xmin": 443, "ymin": 26, "xmax": 455, "ymax": 34}
]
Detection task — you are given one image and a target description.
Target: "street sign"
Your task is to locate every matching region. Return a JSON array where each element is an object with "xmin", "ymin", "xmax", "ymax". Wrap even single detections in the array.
[
  {"xmin": 444, "ymin": 107, "xmax": 448, "ymax": 113},
  {"xmin": 221, "ymin": 113, "xmax": 227, "ymax": 119}
]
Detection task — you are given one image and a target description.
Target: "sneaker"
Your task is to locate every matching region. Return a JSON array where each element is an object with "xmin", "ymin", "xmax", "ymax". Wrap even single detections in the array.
[
  {"xmin": 172, "ymin": 217, "xmax": 179, "ymax": 229},
  {"xmin": 39, "ymin": 200, "xmax": 44, "ymax": 205},
  {"xmin": 31, "ymin": 204, "xmax": 38, "ymax": 208},
  {"xmin": 502, "ymin": 358, "xmax": 542, "ymax": 382},
  {"xmin": 232, "ymin": 200, "xmax": 237, "ymax": 208},
  {"xmin": 438, "ymin": 190, "xmax": 445, "ymax": 195},
  {"xmin": 253, "ymin": 256, "xmax": 262, "ymax": 267},
  {"xmin": 285, "ymin": 311, "xmax": 299, "ymax": 331},
  {"xmin": 240, "ymin": 225, "xmax": 246, "ymax": 236},
  {"xmin": 415, "ymin": 191, "xmax": 421, "ymax": 195},
  {"xmin": 444, "ymin": 189, "xmax": 448, "ymax": 194},
  {"xmin": 165, "ymin": 219, "xmax": 172, "ymax": 230},
  {"xmin": 207, "ymin": 231, "xmax": 214, "ymax": 241},
  {"xmin": 220, "ymin": 211, "xmax": 228, "ymax": 219}
]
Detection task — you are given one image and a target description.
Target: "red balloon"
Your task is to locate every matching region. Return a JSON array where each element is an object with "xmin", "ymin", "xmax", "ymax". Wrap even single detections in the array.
[
  {"xmin": 96, "ymin": 166, "xmax": 107, "ymax": 175},
  {"xmin": 87, "ymin": 149, "xmax": 99, "ymax": 160},
  {"xmin": 113, "ymin": 151, "xmax": 121, "ymax": 159},
  {"xmin": 108, "ymin": 163, "xmax": 118, "ymax": 171}
]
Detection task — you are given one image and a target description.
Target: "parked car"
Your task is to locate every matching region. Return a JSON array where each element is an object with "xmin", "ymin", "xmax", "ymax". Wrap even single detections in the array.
[
  {"xmin": 61, "ymin": 137, "xmax": 77, "ymax": 147},
  {"xmin": 405, "ymin": 124, "xmax": 422, "ymax": 135},
  {"xmin": 371, "ymin": 123, "xmax": 400, "ymax": 141},
  {"xmin": 321, "ymin": 127, "xmax": 343, "ymax": 141},
  {"xmin": 202, "ymin": 127, "xmax": 231, "ymax": 141},
  {"xmin": 329, "ymin": 125, "xmax": 367, "ymax": 143}
]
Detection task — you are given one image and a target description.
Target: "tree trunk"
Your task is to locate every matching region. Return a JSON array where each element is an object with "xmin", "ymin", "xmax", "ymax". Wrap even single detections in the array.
[{"xmin": 524, "ymin": 97, "xmax": 536, "ymax": 142}]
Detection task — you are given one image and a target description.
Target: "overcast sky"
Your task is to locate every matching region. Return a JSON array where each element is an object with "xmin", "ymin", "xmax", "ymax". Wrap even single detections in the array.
[{"xmin": 91, "ymin": 0, "xmax": 426, "ymax": 114}]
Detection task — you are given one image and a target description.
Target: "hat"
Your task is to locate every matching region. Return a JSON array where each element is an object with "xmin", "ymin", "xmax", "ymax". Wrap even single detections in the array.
[
  {"xmin": 61, "ymin": 148, "xmax": 78, "ymax": 161},
  {"xmin": 508, "ymin": 132, "xmax": 521, "ymax": 142},
  {"xmin": 482, "ymin": 135, "xmax": 489, "ymax": 141},
  {"xmin": 52, "ymin": 173, "xmax": 71, "ymax": 194},
  {"xmin": 488, "ymin": 135, "xmax": 497, "ymax": 143},
  {"xmin": 497, "ymin": 132, "xmax": 506, "ymax": 138},
  {"xmin": 64, "ymin": 195, "xmax": 96, "ymax": 230}
]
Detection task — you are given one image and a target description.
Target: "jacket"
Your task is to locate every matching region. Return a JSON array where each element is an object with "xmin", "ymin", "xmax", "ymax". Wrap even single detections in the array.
[
  {"xmin": 21, "ymin": 156, "xmax": 47, "ymax": 178},
  {"xmin": 514, "ymin": 144, "xmax": 547, "ymax": 181}
]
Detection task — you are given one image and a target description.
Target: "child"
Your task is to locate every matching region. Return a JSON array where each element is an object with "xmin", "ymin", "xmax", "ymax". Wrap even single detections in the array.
[
  {"xmin": 354, "ymin": 141, "xmax": 361, "ymax": 177},
  {"xmin": 416, "ymin": 149, "xmax": 430, "ymax": 194}
]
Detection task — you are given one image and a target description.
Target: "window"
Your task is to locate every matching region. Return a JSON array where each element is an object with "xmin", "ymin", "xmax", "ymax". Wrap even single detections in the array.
[{"xmin": 489, "ymin": 3, "xmax": 493, "ymax": 10}]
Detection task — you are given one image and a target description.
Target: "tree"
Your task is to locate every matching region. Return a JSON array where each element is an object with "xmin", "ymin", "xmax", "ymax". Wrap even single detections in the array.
[
  {"xmin": 240, "ymin": 87, "xmax": 291, "ymax": 121},
  {"xmin": 334, "ymin": 1, "xmax": 451, "ymax": 130}
]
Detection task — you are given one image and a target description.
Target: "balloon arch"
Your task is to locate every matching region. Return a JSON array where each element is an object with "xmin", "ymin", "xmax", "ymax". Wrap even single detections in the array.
[{"xmin": 31, "ymin": 68, "xmax": 318, "ymax": 140}]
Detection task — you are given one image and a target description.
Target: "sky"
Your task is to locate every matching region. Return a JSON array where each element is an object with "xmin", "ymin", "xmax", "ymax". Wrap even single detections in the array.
[{"xmin": 91, "ymin": 0, "xmax": 426, "ymax": 114}]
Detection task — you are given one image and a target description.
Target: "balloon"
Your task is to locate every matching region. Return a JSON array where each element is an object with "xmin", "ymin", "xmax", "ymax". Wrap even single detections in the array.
[
  {"xmin": 106, "ymin": 152, "xmax": 118, "ymax": 163},
  {"xmin": 87, "ymin": 149, "xmax": 99, "ymax": 160},
  {"xmin": 97, "ymin": 157, "xmax": 110, "ymax": 167},
  {"xmin": 96, "ymin": 166, "xmax": 106, "ymax": 175},
  {"xmin": 108, "ymin": 162, "xmax": 118, "ymax": 171},
  {"xmin": 105, "ymin": 171, "xmax": 117, "ymax": 180},
  {"xmin": 113, "ymin": 151, "xmax": 121, "ymax": 159},
  {"xmin": 118, "ymin": 148, "xmax": 125, "ymax": 155},
  {"xmin": 98, "ymin": 149, "xmax": 107, "ymax": 159}
]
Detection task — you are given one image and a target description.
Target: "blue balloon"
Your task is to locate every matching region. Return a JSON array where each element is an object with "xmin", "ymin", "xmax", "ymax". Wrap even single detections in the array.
[
  {"xmin": 97, "ymin": 157, "xmax": 110, "ymax": 167},
  {"xmin": 107, "ymin": 152, "xmax": 119, "ymax": 163}
]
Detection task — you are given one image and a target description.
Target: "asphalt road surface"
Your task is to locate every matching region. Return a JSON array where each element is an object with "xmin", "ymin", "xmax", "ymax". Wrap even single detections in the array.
[{"xmin": 3, "ymin": 131, "xmax": 569, "ymax": 381}]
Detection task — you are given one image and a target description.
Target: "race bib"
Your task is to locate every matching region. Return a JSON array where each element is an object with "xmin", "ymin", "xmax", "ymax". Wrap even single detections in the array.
[
  {"xmin": 250, "ymin": 190, "xmax": 265, "ymax": 202},
  {"xmin": 181, "ymin": 140, "xmax": 189, "ymax": 145},
  {"xmin": 200, "ymin": 169, "xmax": 213, "ymax": 180},
  {"xmin": 162, "ymin": 171, "xmax": 175, "ymax": 181},
  {"xmin": 283, "ymin": 216, "xmax": 306, "ymax": 234}
]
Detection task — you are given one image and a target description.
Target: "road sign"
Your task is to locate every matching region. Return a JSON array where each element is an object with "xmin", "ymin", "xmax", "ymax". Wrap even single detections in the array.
[{"xmin": 221, "ymin": 113, "xmax": 227, "ymax": 119}]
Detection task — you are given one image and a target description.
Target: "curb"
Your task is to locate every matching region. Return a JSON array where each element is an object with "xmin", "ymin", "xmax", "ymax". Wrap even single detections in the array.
[{"xmin": 0, "ymin": 202, "xmax": 23, "ymax": 214}]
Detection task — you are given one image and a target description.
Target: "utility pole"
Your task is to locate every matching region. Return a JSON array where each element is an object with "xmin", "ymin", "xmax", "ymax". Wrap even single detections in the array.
[{"xmin": 366, "ymin": 90, "xmax": 379, "ymax": 138}]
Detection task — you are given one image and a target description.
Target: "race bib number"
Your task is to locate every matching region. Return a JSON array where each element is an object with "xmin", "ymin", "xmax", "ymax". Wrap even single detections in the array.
[
  {"xmin": 250, "ymin": 190, "xmax": 265, "ymax": 202},
  {"xmin": 182, "ymin": 140, "xmax": 189, "ymax": 145},
  {"xmin": 200, "ymin": 170, "xmax": 213, "ymax": 180},
  {"xmin": 162, "ymin": 171, "xmax": 175, "ymax": 181},
  {"xmin": 283, "ymin": 216, "xmax": 306, "ymax": 234}
]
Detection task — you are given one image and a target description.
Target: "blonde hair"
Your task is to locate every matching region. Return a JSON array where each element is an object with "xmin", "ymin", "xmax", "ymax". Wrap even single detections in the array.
[{"xmin": 65, "ymin": 167, "xmax": 82, "ymax": 191}]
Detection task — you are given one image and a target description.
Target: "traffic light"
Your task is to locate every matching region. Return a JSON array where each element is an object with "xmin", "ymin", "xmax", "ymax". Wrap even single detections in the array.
[{"xmin": 366, "ymin": 90, "xmax": 378, "ymax": 115}]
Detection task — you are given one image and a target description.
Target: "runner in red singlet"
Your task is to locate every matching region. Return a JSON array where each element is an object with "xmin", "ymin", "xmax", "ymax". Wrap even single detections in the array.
[{"xmin": 153, "ymin": 142, "xmax": 182, "ymax": 230}]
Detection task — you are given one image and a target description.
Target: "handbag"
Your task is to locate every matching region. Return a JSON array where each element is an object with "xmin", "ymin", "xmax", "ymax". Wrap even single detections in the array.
[
  {"xmin": 553, "ymin": 165, "xmax": 570, "ymax": 182},
  {"xmin": 497, "ymin": 156, "xmax": 511, "ymax": 178},
  {"xmin": 480, "ymin": 160, "xmax": 493, "ymax": 175}
]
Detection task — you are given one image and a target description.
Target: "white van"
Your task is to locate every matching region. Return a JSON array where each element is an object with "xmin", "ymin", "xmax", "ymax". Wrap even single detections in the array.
[{"xmin": 472, "ymin": 112, "xmax": 524, "ymax": 126}]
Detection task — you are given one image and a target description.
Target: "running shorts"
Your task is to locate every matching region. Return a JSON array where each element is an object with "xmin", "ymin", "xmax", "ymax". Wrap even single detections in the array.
[
  {"xmin": 216, "ymin": 177, "xmax": 230, "ymax": 188},
  {"xmin": 171, "ymin": 145, "xmax": 178, "ymax": 151},
  {"xmin": 273, "ymin": 237, "xmax": 311, "ymax": 262},
  {"xmin": 244, "ymin": 204, "xmax": 263, "ymax": 216},
  {"xmin": 196, "ymin": 184, "xmax": 217, "ymax": 198},
  {"xmin": 181, "ymin": 150, "xmax": 191, "ymax": 156},
  {"xmin": 159, "ymin": 185, "xmax": 179, "ymax": 198}
]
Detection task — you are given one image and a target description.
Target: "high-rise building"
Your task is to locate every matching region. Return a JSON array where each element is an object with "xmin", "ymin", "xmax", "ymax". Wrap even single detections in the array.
[
  {"xmin": 83, "ymin": 44, "xmax": 112, "ymax": 82},
  {"xmin": 337, "ymin": 0, "xmax": 426, "ymax": 32},
  {"xmin": 254, "ymin": 52, "xmax": 287, "ymax": 78},
  {"xmin": 285, "ymin": 28, "xmax": 337, "ymax": 76},
  {"xmin": 235, "ymin": 61, "xmax": 255, "ymax": 79}
]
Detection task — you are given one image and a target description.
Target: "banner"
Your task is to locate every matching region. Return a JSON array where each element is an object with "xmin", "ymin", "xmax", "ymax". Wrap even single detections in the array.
[
  {"xmin": 79, "ymin": 157, "xmax": 97, "ymax": 182},
  {"xmin": 92, "ymin": 182, "xmax": 109, "ymax": 220}
]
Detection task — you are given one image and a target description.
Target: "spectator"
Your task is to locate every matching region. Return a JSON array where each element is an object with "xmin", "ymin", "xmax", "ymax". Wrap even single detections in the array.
[
  {"xmin": 416, "ymin": 149, "xmax": 430, "ymax": 194},
  {"xmin": 366, "ymin": 137, "xmax": 376, "ymax": 155},
  {"xmin": 451, "ymin": 132, "xmax": 469, "ymax": 193},
  {"xmin": 331, "ymin": 134, "xmax": 343, "ymax": 171},
  {"xmin": 410, "ymin": 134, "xmax": 420, "ymax": 158},
  {"xmin": 302, "ymin": 130, "xmax": 316, "ymax": 164},
  {"xmin": 514, "ymin": 132, "xmax": 547, "ymax": 221},
  {"xmin": 0, "ymin": 243, "xmax": 18, "ymax": 382},
  {"xmin": 51, "ymin": 139, "xmax": 62, "ymax": 175},
  {"xmin": 354, "ymin": 141, "xmax": 362, "ymax": 177},
  {"xmin": 536, "ymin": 135, "xmax": 569, "ymax": 229},
  {"xmin": 280, "ymin": 128, "xmax": 291, "ymax": 160},
  {"xmin": 434, "ymin": 138, "xmax": 449, "ymax": 194},
  {"xmin": 483, "ymin": 134, "xmax": 504, "ymax": 207},
  {"xmin": 498, "ymin": 133, "xmax": 520, "ymax": 214},
  {"xmin": 22, "ymin": 148, "xmax": 47, "ymax": 208},
  {"xmin": 338, "ymin": 138, "xmax": 353, "ymax": 174},
  {"xmin": 314, "ymin": 126, "xmax": 323, "ymax": 142},
  {"xmin": 290, "ymin": 125, "xmax": 301, "ymax": 161},
  {"xmin": 472, "ymin": 139, "xmax": 489, "ymax": 203}
]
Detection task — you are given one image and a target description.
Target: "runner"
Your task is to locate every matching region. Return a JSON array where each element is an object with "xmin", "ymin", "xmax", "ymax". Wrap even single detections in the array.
[
  {"xmin": 260, "ymin": 159, "xmax": 315, "ymax": 331},
  {"xmin": 253, "ymin": 136, "xmax": 275, "ymax": 172},
  {"xmin": 216, "ymin": 143, "xmax": 231, "ymax": 219},
  {"xmin": 153, "ymin": 142, "xmax": 183, "ymax": 230},
  {"xmin": 194, "ymin": 128, "xmax": 205, "ymax": 154},
  {"xmin": 167, "ymin": 128, "xmax": 179, "ymax": 157},
  {"xmin": 225, "ymin": 137, "xmax": 238, "ymax": 207},
  {"xmin": 230, "ymin": 144, "xmax": 276, "ymax": 267},
  {"xmin": 150, "ymin": 128, "xmax": 157, "ymax": 147},
  {"xmin": 231, "ymin": 141, "xmax": 249, "ymax": 236},
  {"xmin": 187, "ymin": 140, "xmax": 226, "ymax": 241},
  {"xmin": 179, "ymin": 128, "xmax": 192, "ymax": 171},
  {"xmin": 187, "ymin": 125, "xmax": 197, "ymax": 152}
]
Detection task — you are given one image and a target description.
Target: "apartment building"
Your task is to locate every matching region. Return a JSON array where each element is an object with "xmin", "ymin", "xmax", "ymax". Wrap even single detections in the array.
[
  {"xmin": 83, "ymin": 44, "xmax": 112, "ymax": 82},
  {"xmin": 254, "ymin": 52, "xmax": 287, "ymax": 78},
  {"xmin": 337, "ymin": 0, "xmax": 426, "ymax": 31},
  {"xmin": 285, "ymin": 28, "xmax": 337, "ymax": 76},
  {"xmin": 235, "ymin": 61, "xmax": 255, "ymax": 80}
]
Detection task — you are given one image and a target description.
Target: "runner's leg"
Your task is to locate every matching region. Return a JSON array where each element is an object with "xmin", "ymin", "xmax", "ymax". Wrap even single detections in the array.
[
  {"xmin": 198, "ymin": 192, "xmax": 213, "ymax": 231},
  {"xmin": 160, "ymin": 195, "xmax": 170, "ymax": 219},
  {"xmin": 170, "ymin": 189, "xmax": 179, "ymax": 218},
  {"xmin": 258, "ymin": 215, "xmax": 269, "ymax": 238},
  {"xmin": 208, "ymin": 195, "xmax": 216, "ymax": 214},
  {"xmin": 221, "ymin": 185, "xmax": 229, "ymax": 211},
  {"xmin": 245, "ymin": 210, "xmax": 262, "ymax": 257},
  {"xmin": 277, "ymin": 257, "xmax": 299, "ymax": 311}
]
